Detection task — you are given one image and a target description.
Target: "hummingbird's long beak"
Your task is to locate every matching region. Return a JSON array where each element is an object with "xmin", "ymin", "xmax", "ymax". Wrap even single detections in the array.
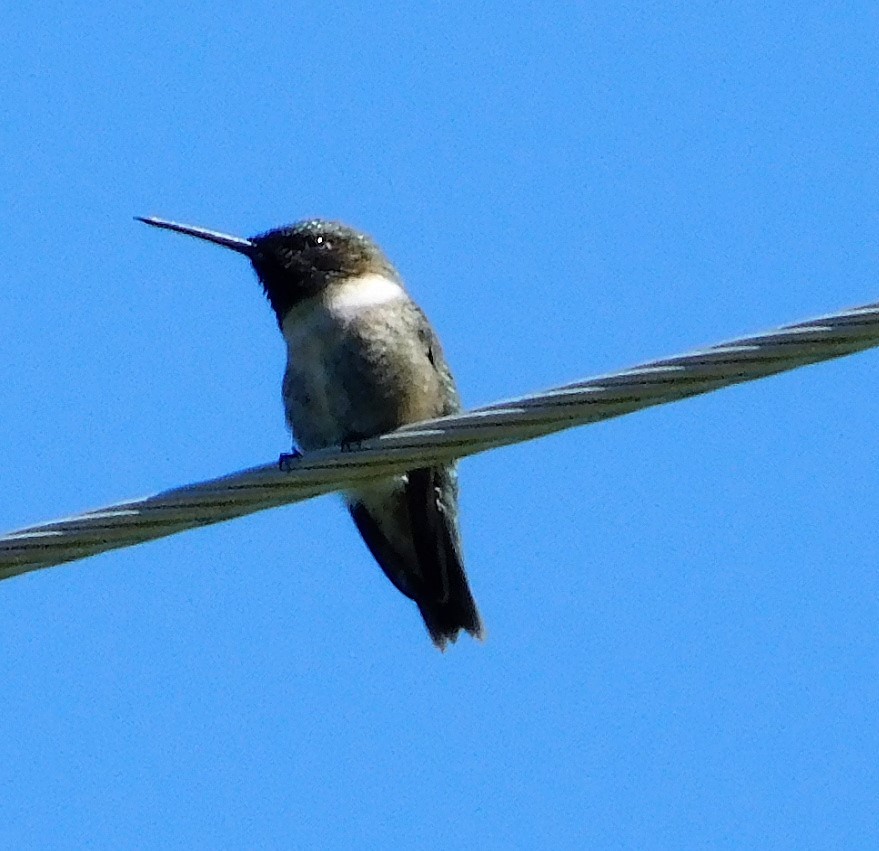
[{"xmin": 135, "ymin": 216, "xmax": 255, "ymax": 256}]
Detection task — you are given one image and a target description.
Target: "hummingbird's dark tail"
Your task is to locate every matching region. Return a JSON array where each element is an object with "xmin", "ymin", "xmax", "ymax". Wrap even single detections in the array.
[
  {"xmin": 348, "ymin": 467, "xmax": 484, "ymax": 650},
  {"xmin": 415, "ymin": 578, "xmax": 483, "ymax": 651},
  {"xmin": 407, "ymin": 468, "xmax": 483, "ymax": 649}
]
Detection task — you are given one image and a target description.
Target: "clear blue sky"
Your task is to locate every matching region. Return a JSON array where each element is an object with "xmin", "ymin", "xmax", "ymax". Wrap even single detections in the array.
[{"xmin": 1, "ymin": 3, "xmax": 877, "ymax": 848}]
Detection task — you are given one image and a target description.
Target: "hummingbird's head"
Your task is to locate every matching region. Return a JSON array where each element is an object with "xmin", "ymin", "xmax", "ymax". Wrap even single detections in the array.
[
  {"xmin": 249, "ymin": 220, "xmax": 398, "ymax": 319},
  {"xmin": 136, "ymin": 216, "xmax": 398, "ymax": 324}
]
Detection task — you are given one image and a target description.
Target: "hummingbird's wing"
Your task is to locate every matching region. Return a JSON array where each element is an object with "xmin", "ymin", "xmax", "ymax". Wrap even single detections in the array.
[
  {"xmin": 411, "ymin": 305, "xmax": 461, "ymax": 419},
  {"xmin": 347, "ymin": 306, "xmax": 482, "ymax": 648},
  {"xmin": 348, "ymin": 466, "xmax": 483, "ymax": 650}
]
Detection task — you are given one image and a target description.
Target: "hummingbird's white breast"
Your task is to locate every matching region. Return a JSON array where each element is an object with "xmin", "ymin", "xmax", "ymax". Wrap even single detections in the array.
[
  {"xmin": 280, "ymin": 272, "xmax": 443, "ymax": 451},
  {"xmin": 279, "ymin": 272, "xmax": 407, "ymax": 362}
]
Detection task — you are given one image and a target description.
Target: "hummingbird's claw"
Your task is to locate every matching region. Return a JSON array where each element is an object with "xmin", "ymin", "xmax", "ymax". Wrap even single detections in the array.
[{"xmin": 278, "ymin": 449, "xmax": 303, "ymax": 472}]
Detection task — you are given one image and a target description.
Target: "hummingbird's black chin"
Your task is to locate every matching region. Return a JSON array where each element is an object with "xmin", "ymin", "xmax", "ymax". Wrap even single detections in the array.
[{"xmin": 135, "ymin": 216, "xmax": 255, "ymax": 257}]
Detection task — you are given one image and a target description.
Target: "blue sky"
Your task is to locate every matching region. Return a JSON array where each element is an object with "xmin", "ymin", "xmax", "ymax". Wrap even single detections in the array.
[{"xmin": 2, "ymin": 3, "xmax": 878, "ymax": 847}]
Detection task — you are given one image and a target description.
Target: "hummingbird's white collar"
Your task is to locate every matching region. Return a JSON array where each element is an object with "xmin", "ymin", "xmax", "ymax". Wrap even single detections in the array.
[
  {"xmin": 281, "ymin": 272, "xmax": 407, "ymax": 337},
  {"xmin": 325, "ymin": 273, "xmax": 406, "ymax": 316}
]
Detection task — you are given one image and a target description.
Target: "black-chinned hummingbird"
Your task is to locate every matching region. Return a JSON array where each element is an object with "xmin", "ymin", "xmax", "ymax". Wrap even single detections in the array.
[{"xmin": 137, "ymin": 215, "xmax": 484, "ymax": 649}]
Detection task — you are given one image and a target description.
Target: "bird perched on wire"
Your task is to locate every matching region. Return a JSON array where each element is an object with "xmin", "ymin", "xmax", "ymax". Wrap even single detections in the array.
[{"xmin": 137, "ymin": 215, "xmax": 483, "ymax": 649}]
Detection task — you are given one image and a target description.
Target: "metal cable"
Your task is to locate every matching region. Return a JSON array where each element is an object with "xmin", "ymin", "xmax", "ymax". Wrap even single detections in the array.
[{"xmin": 3, "ymin": 300, "xmax": 878, "ymax": 581}]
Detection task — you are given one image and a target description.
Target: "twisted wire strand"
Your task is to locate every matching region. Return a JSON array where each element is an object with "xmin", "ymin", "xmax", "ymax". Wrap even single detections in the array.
[{"xmin": 2, "ymin": 300, "xmax": 878, "ymax": 581}]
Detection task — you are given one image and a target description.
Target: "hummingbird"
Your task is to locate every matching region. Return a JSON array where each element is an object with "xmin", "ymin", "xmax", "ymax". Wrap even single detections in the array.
[{"xmin": 137, "ymin": 215, "xmax": 484, "ymax": 649}]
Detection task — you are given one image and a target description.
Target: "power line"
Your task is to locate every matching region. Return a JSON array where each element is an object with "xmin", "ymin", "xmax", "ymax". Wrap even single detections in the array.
[{"xmin": 2, "ymin": 299, "xmax": 878, "ymax": 581}]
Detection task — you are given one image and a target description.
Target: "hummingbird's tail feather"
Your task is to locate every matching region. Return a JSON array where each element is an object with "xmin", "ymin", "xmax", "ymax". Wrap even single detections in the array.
[
  {"xmin": 406, "ymin": 468, "xmax": 483, "ymax": 649},
  {"xmin": 348, "ymin": 467, "xmax": 483, "ymax": 650}
]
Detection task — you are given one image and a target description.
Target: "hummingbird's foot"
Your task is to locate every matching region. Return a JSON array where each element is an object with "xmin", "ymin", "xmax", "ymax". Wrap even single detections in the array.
[
  {"xmin": 278, "ymin": 449, "xmax": 303, "ymax": 472},
  {"xmin": 339, "ymin": 439, "xmax": 366, "ymax": 453}
]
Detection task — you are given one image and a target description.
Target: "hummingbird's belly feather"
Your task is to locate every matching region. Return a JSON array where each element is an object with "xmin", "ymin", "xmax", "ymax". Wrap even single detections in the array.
[{"xmin": 280, "ymin": 273, "xmax": 455, "ymax": 451}]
